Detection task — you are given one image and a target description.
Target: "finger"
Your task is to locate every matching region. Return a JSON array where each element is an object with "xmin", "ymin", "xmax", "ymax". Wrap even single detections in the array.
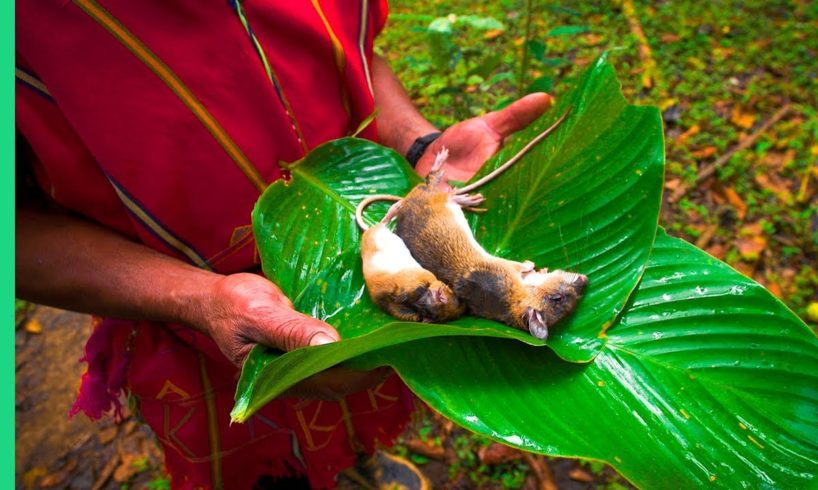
[
  {"xmin": 481, "ymin": 92, "xmax": 553, "ymax": 138},
  {"xmin": 255, "ymin": 308, "xmax": 341, "ymax": 352}
]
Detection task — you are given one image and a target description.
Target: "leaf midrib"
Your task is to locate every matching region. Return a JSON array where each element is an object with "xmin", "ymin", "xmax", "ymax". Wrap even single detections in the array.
[{"xmin": 292, "ymin": 166, "xmax": 359, "ymax": 215}]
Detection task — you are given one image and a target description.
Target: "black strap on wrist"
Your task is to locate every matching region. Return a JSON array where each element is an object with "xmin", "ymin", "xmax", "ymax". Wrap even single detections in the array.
[{"xmin": 405, "ymin": 132, "xmax": 442, "ymax": 167}]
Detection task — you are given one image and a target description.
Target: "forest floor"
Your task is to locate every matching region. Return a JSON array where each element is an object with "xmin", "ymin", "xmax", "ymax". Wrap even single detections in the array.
[{"xmin": 16, "ymin": 1, "xmax": 817, "ymax": 489}]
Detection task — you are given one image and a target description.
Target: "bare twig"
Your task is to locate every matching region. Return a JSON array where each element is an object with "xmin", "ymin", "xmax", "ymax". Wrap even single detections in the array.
[
  {"xmin": 91, "ymin": 447, "xmax": 121, "ymax": 490},
  {"xmin": 669, "ymin": 104, "xmax": 793, "ymax": 202},
  {"xmin": 522, "ymin": 452, "xmax": 558, "ymax": 490},
  {"xmin": 406, "ymin": 439, "xmax": 447, "ymax": 461}
]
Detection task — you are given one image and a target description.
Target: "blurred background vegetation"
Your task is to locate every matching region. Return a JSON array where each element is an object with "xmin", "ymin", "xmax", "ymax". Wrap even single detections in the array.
[{"xmin": 374, "ymin": 0, "xmax": 817, "ymax": 487}]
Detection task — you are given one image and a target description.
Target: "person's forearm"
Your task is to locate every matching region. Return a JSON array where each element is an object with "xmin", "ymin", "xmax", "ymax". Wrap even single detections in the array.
[
  {"xmin": 16, "ymin": 206, "xmax": 220, "ymax": 327},
  {"xmin": 371, "ymin": 55, "xmax": 437, "ymax": 155}
]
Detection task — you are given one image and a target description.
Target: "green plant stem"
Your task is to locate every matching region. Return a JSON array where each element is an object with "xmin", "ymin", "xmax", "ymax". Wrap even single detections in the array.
[{"xmin": 517, "ymin": 0, "xmax": 535, "ymax": 98}]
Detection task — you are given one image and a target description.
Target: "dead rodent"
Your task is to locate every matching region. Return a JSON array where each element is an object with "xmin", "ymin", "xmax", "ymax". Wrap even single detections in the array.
[
  {"xmin": 395, "ymin": 148, "xmax": 587, "ymax": 338},
  {"xmin": 357, "ymin": 215, "xmax": 465, "ymax": 323},
  {"xmin": 357, "ymin": 108, "xmax": 586, "ymax": 338}
]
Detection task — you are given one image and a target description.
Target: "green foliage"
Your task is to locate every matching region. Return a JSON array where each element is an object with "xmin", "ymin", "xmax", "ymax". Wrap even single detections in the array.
[{"xmin": 420, "ymin": 13, "xmax": 510, "ymax": 120}]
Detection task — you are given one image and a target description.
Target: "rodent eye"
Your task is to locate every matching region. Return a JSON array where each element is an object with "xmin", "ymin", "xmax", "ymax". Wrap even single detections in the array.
[{"xmin": 549, "ymin": 293, "xmax": 564, "ymax": 303}]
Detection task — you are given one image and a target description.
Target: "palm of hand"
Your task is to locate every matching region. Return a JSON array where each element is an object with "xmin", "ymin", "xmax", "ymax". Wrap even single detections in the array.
[
  {"xmin": 415, "ymin": 93, "xmax": 553, "ymax": 184},
  {"xmin": 426, "ymin": 118, "xmax": 503, "ymax": 183}
]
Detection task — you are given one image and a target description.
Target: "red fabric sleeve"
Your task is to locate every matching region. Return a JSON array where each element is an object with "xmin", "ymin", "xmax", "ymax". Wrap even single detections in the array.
[{"xmin": 370, "ymin": 0, "xmax": 389, "ymax": 36}]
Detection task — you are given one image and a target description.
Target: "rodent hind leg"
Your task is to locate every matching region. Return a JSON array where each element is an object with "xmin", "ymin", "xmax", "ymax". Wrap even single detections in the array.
[
  {"xmin": 425, "ymin": 147, "xmax": 450, "ymax": 188},
  {"xmin": 451, "ymin": 192, "xmax": 485, "ymax": 208}
]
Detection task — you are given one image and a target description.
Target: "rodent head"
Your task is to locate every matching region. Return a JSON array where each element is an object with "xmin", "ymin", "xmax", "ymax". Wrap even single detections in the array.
[
  {"xmin": 413, "ymin": 280, "xmax": 466, "ymax": 323},
  {"xmin": 520, "ymin": 270, "xmax": 588, "ymax": 339}
]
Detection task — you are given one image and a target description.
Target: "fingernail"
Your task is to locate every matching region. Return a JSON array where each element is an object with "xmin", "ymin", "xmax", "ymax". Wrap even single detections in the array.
[{"xmin": 309, "ymin": 332, "xmax": 336, "ymax": 346}]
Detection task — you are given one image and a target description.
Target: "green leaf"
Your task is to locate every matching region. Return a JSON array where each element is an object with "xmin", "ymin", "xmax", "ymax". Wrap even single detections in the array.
[
  {"xmin": 480, "ymin": 72, "xmax": 515, "ymax": 92},
  {"xmin": 468, "ymin": 54, "xmax": 503, "ymax": 79},
  {"xmin": 233, "ymin": 56, "xmax": 664, "ymax": 421},
  {"xmin": 456, "ymin": 15, "xmax": 506, "ymax": 31},
  {"xmin": 525, "ymin": 39, "xmax": 546, "ymax": 62},
  {"xmin": 355, "ymin": 230, "xmax": 818, "ymax": 488},
  {"xmin": 546, "ymin": 25, "xmax": 591, "ymax": 37},
  {"xmin": 465, "ymin": 55, "xmax": 664, "ymax": 360},
  {"xmin": 525, "ymin": 74, "xmax": 553, "ymax": 94},
  {"xmin": 426, "ymin": 27, "xmax": 459, "ymax": 71}
]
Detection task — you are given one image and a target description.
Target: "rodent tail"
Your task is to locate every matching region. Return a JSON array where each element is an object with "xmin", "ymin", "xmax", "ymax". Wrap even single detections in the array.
[
  {"xmin": 455, "ymin": 106, "xmax": 573, "ymax": 195},
  {"xmin": 355, "ymin": 194, "xmax": 402, "ymax": 231}
]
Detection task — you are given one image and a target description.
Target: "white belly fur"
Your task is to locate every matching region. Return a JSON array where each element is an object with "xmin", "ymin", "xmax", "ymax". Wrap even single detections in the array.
[
  {"xmin": 445, "ymin": 201, "xmax": 492, "ymax": 258},
  {"xmin": 367, "ymin": 225, "xmax": 426, "ymax": 274}
]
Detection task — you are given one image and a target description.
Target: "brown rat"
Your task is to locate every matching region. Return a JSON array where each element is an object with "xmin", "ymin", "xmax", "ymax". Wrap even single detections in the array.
[
  {"xmin": 357, "ymin": 203, "xmax": 465, "ymax": 323},
  {"xmin": 357, "ymin": 108, "xmax": 586, "ymax": 338}
]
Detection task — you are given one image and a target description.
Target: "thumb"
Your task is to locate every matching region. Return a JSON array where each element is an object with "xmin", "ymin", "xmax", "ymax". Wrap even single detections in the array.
[
  {"xmin": 481, "ymin": 92, "xmax": 553, "ymax": 138},
  {"xmin": 256, "ymin": 308, "xmax": 341, "ymax": 352}
]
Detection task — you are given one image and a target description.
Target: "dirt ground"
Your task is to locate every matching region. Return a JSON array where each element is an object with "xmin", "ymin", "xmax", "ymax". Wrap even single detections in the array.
[{"xmin": 16, "ymin": 307, "xmax": 165, "ymax": 490}]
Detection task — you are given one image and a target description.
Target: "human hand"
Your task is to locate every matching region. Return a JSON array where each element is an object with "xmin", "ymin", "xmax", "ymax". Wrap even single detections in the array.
[
  {"xmin": 415, "ymin": 93, "xmax": 553, "ymax": 184},
  {"xmin": 193, "ymin": 272, "xmax": 390, "ymax": 399}
]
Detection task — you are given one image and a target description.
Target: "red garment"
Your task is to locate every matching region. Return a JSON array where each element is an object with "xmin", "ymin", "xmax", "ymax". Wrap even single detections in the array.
[{"xmin": 16, "ymin": 1, "xmax": 414, "ymax": 488}]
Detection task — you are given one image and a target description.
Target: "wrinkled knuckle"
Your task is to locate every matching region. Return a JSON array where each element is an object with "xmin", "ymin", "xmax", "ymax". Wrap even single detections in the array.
[{"xmin": 275, "ymin": 317, "xmax": 307, "ymax": 351}]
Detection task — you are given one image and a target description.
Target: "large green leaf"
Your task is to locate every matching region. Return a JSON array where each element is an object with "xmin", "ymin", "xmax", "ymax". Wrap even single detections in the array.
[
  {"xmin": 354, "ymin": 230, "xmax": 818, "ymax": 488},
  {"xmin": 236, "ymin": 139, "xmax": 547, "ymax": 420},
  {"xmin": 467, "ymin": 55, "xmax": 664, "ymax": 358},
  {"xmin": 233, "ymin": 57, "xmax": 665, "ymax": 421}
]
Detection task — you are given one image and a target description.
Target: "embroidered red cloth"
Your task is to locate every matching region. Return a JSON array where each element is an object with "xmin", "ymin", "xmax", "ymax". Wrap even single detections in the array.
[{"xmin": 17, "ymin": 1, "xmax": 414, "ymax": 488}]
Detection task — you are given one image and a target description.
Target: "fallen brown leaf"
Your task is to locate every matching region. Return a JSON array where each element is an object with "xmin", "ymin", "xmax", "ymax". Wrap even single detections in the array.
[
  {"xmin": 22, "ymin": 466, "xmax": 47, "ymax": 489},
  {"xmin": 735, "ymin": 236, "xmax": 766, "ymax": 261},
  {"xmin": 583, "ymin": 33, "xmax": 605, "ymax": 46},
  {"xmin": 98, "ymin": 425, "xmax": 118, "ymax": 445},
  {"xmin": 761, "ymin": 149, "xmax": 796, "ymax": 169},
  {"xmin": 767, "ymin": 282, "xmax": 783, "ymax": 298},
  {"xmin": 692, "ymin": 146, "xmax": 718, "ymax": 159},
  {"xmin": 723, "ymin": 187, "xmax": 747, "ymax": 219},
  {"xmin": 706, "ymin": 243, "xmax": 727, "ymax": 259},
  {"xmin": 569, "ymin": 467, "xmax": 595, "ymax": 483},
  {"xmin": 25, "ymin": 318, "xmax": 43, "ymax": 334},
  {"xmin": 740, "ymin": 222, "xmax": 764, "ymax": 236},
  {"xmin": 39, "ymin": 459, "xmax": 78, "ymax": 488},
  {"xmin": 731, "ymin": 260, "xmax": 757, "ymax": 278},
  {"xmin": 123, "ymin": 420, "xmax": 138, "ymax": 435},
  {"xmin": 664, "ymin": 178, "xmax": 682, "ymax": 191},
  {"xmin": 483, "ymin": 29, "xmax": 504, "ymax": 40},
  {"xmin": 755, "ymin": 173, "xmax": 794, "ymax": 204},
  {"xmin": 113, "ymin": 453, "xmax": 141, "ymax": 483},
  {"xmin": 478, "ymin": 442, "xmax": 523, "ymax": 465},
  {"xmin": 731, "ymin": 104, "xmax": 757, "ymax": 129},
  {"xmin": 676, "ymin": 124, "xmax": 700, "ymax": 145},
  {"xmin": 660, "ymin": 33, "xmax": 681, "ymax": 42}
]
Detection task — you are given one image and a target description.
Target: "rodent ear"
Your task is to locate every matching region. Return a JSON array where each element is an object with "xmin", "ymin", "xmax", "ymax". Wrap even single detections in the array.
[{"xmin": 525, "ymin": 307, "xmax": 549, "ymax": 340}]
